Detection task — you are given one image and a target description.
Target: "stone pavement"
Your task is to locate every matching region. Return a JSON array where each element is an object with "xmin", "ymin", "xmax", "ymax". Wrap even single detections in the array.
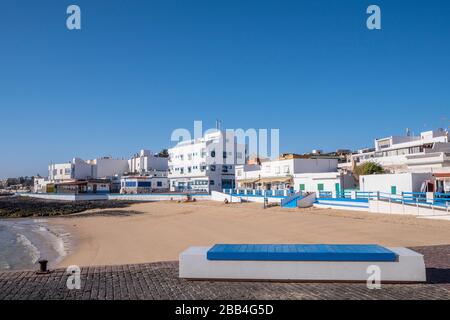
[{"xmin": 0, "ymin": 245, "xmax": 449, "ymax": 300}]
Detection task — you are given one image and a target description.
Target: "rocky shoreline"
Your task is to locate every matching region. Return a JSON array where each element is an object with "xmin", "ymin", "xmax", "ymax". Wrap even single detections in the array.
[{"xmin": 0, "ymin": 196, "xmax": 137, "ymax": 218}]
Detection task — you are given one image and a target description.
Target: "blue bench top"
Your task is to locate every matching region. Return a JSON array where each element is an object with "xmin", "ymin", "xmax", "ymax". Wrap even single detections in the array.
[{"xmin": 207, "ymin": 244, "xmax": 397, "ymax": 262}]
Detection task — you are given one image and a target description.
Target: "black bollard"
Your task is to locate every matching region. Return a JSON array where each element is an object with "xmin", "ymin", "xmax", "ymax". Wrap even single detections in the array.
[{"xmin": 37, "ymin": 259, "xmax": 49, "ymax": 274}]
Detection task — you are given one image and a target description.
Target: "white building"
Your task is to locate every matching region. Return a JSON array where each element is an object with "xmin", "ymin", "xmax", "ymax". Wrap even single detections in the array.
[
  {"xmin": 341, "ymin": 129, "xmax": 450, "ymax": 173},
  {"xmin": 90, "ymin": 157, "xmax": 129, "ymax": 179},
  {"xmin": 168, "ymin": 130, "xmax": 247, "ymax": 192},
  {"xmin": 359, "ymin": 172, "xmax": 433, "ymax": 195},
  {"xmin": 49, "ymin": 158, "xmax": 93, "ymax": 182},
  {"xmin": 120, "ymin": 174, "xmax": 169, "ymax": 194},
  {"xmin": 33, "ymin": 177, "xmax": 54, "ymax": 193},
  {"xmin": 49, "ymin": 156, "xmax": 129, "ymax": 183},
  {"xmin": 293, "ymin": 172, "xmax": 357, "ymax": 195},
  {"xmin": 235, "ymin": 154, "xmax": 340, "ymax": 191},
  {"xmin": 128, "ymin": 149, "xmax": 168, "ymax": 174}
]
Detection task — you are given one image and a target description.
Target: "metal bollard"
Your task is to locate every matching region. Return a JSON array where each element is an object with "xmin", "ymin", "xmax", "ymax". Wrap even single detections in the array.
[{"xmin": 37, "ymin": 259, "xmax": 50, "ymax": 274}]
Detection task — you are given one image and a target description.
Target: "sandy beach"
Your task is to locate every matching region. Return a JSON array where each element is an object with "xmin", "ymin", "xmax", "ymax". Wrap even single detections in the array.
[{"xmin": 47, "ymin": 201, "xmax": 450, "ymax": 268}]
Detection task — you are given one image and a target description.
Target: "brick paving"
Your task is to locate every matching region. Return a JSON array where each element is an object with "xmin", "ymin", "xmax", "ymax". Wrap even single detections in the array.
[{"xmin": 0, "ymin": 245, "xmax": 449, "ymax": 300}]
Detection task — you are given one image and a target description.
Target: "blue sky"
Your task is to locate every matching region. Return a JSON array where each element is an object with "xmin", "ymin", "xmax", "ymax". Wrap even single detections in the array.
[{"xmin": 0, "ymin": 0, "xmax": 449, "ymax": 178}]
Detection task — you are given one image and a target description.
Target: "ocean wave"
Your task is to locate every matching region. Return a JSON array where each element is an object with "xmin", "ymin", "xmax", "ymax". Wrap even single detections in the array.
[
  {"xmin": 0, "ymin": 261, "xmax": 11, "ymax": 270},
  {"xmin": 33, "ymin": 224, "xmax": 68, "ymax": 260},
  {"xmin": 16, "ymin": 234, "xmax": 40, "ymax": 264}
]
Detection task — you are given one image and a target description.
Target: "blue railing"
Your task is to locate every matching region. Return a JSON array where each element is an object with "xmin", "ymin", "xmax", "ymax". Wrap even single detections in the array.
[{"xmin": 223, "ymin": 188, "xmax": 295, "ymax": 198}]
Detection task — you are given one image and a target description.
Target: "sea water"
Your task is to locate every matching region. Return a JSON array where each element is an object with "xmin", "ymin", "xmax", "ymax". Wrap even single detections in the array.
[{"xmin": 0, "ymin": 219, "xmax": 68, "ymax": 271}]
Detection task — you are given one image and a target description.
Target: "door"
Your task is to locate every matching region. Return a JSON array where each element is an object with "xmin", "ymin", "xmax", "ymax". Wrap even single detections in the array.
[
  {"xmin": 335, "ymin": 183, "xmax": 341, "ymax": 196},
  {"xmin": 391, "ymin": 186, "xmax": 397, "ymax": 195}
]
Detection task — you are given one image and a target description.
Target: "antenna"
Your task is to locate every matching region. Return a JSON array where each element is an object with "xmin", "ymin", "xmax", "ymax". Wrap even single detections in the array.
[{"xmin": 216, "ymin": 119, "xmax": 221, "ymax": 131}]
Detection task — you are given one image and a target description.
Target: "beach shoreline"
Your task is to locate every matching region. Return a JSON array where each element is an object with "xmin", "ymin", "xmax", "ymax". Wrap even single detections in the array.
[
  {"xmin": 43, "ymin": 201, "xmax": 450, "ymax": 269},
  {"xmin": 0, "ymin": 217, "xmax": 73, "ymax": 271}
]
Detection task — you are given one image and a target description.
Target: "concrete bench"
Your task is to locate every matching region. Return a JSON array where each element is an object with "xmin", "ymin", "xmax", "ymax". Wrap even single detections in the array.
[{"xmin": 179, "ymin": 244, "xmax": 426, "ymax": 283}]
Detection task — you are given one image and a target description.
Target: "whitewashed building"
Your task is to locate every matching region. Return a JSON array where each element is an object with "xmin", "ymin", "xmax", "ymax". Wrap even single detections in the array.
[
  {"xmin": 235, "ymin": 154, "xmax": 340, "ymax": 191},
  {"xmin": 359, "ymin": 172, "xmax": 433, "ymax": 195},
  {"xmin": 128, "ymin": 149, "xmax": 168, "ymax": 174},
  {"xmin": 120, "ymin": 173, "xmax": 169, "ymax": 194},
  {"xmin": 33, "ymin": 177, "xmax": 54, "ymax": 193},
  {"xmin": 168, "ymin": 130, "xmax": 247, "ymax": 192},
  {"xmin": 49, "ymin": 158, "xmax": 94, "ymax": 182},
  {"xmin": 49, "ymin": 156, "xmax": 129, "ymax": 183},
  {"xmin": 341, "ymin": 129, "xmax": 450, "ymax": 173},
  {"xmin": 293, "ymin": 172, "xmax": 357, "ymax": 195}
]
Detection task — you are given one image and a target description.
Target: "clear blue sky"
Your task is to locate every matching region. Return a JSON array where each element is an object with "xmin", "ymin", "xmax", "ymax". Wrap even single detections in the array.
[{"xmin": 1, "ymin": 0, "xmax": 449, "ymax": 178}]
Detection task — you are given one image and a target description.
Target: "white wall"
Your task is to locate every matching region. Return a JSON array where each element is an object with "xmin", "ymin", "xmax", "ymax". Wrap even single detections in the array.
[
  {"xmin": 293, "ymin": 158, "xmax": 338, "ymax": 173},
  {"xmin": 359, "ymin": 173, "xmax": 432, "ymax": 194},
  {"xmin": 293, "ymin": 173, "xmax": 342, "ymax": 193},
  {"xmin": 73, "ymin": 158, "xmax": 93, "ymax": 179},
  {"xmin": 369, "ymin": 199, "xmax": 450, "ymax": 216},
  {"xmin": 94, "ymin": 158, "xmax": 129, "ymax": 178},
  {"xmin": 236, "ymin": 158, "xmax": 339, "ymax": 188}
]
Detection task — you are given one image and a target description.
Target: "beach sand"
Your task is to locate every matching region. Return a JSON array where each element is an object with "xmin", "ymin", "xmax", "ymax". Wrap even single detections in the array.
[{"xmin": 50, "ymin": 201, "xmax": 450, "ymax": 268}]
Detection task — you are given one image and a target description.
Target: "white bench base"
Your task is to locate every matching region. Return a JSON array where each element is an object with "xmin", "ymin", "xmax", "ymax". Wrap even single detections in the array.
[{"xmin": 179, "ymin": 246, "xmax": 426, "ymax": 283}]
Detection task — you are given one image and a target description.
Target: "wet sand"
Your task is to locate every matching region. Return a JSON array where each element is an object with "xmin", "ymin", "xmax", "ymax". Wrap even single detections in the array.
[{"xmin": 50, "ymin": 201, "xmax": 450, "ymax": 268}]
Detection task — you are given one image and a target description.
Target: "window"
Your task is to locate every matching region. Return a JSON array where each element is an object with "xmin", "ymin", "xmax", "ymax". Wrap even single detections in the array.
[
  {"xmin": 317, "ymin": 183, "xmax": 324, "ymax": 191},
  {"xmin": 138, "ymin": 181, "xmax": 151, "ymax": 187},
  {"xmin": 210, "ymin": 165, "xmax": 216, "ymax": 171},
  {"xmin": 210, "ymin": 180, "xmax": 215, "ymax": 185},
  {"xmin": 237, "ymin": 170, "xmax": 243, "ymax": 176},
  {"xmin": 283, "ymin": 165, "xmax": 290, "ymax": 173},
  {"xmin": 125, "ymin": 181, "xmax": 137, "ymax": 188},
  {"xmin": 237, "ymin": 152, "xmax": 243, "ymax": 159},
  {"xmin": 211, "ymin": 150, "xmax": 216, "ymax": 158},
  {"xmin": 222, "ymin": 165, "xmax": 228, "ymax": 173},
  {"xmin": 223, "ymin": 152, "xmax": 227, "ymax": 159},
  {"xmin": 157, "ymin": 181, "xmax": 162, "ymax": 187},
  {"xmin": 299, "ymin": 184, "xmax": 305, "ymax": 191}
]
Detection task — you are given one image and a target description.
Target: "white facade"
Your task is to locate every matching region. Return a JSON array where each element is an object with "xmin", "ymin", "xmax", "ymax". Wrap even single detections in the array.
[
  {"xmin": 49, "ymin": 158, "xmax": 93, "ymax": 182},
  {"xmin": 293, "ymin": 172, "xmax": 357, "ymax": 195},
  {"xmin": 120, "ymin": 173, "xmax": 169, "ymax": 194},
  {"xmin": 342, "ymin": 128, "xmax": 450, "ymax": 173},
  {"xmin": 128, "ymin": 149, "xmax": 168, "ymax": 174},
  {"xmin": 235, "ymin": 157, "xmax": 339, "ymax": 190},
  {"xmin": 168, "ymin": 130, "xmax": 247, "ymax": 192},
  {"xmin": 33, "ymin": 177, "xmax": 52, "ymax": 193},
  {"xmin": 359, "ymin": 172, "xmax": 433, "ymax": 195},
  {"xmin": 49, "ymin": 156, "xmax": 128, "ymax": 183},
  {"xmin": 90, "ymin": 157, "xmax": 129, "ymax": 179}
]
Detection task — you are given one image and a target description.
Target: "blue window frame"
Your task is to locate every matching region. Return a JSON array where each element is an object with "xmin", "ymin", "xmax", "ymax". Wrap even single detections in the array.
[{"xmin": 138, "ymin": 181, "xmax": 152, "ymax": 187}]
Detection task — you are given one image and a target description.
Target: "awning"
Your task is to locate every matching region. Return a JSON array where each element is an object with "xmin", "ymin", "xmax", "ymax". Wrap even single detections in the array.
[
  {"xmin": 237, "ymin": 178, "xmax": 259, "ymax": 184},
  {"xmin": 258, "ymin": 177, "xmax": 293, "ymax": 184}
]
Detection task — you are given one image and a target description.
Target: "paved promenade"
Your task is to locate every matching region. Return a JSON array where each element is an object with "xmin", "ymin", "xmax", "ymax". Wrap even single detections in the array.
[{"xmin": 1, "ymin": 245, "xmax": 449, "ymax": 300}]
